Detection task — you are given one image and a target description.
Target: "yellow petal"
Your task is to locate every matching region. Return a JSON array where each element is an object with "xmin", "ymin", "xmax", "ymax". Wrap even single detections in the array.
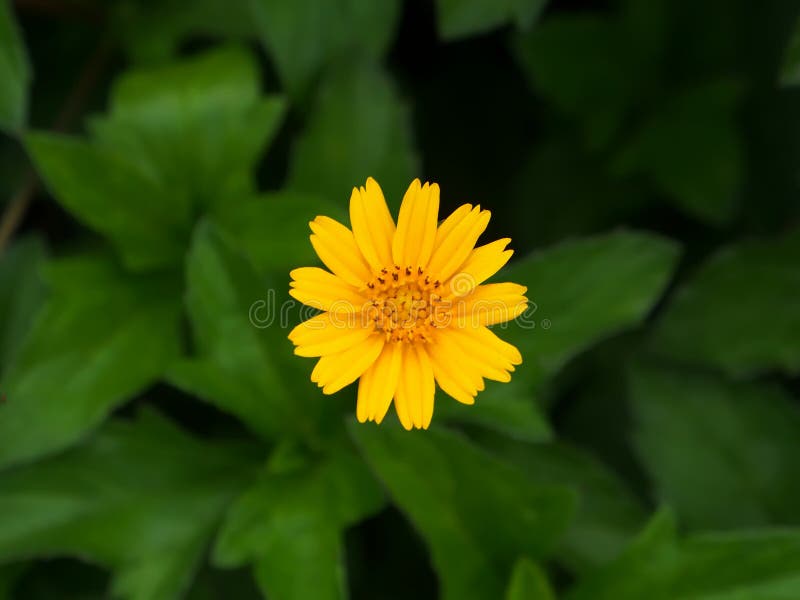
[
  {"xmin": 289, "ymin": 312, "xmax": 374, "ymax": 357},
  {"xmin": 396, "ymin": 344, "xmax": 435, "ymax": 429},
  {"xmin": 427, "ymin": 341, "xmax": 477, "ymax": 405},
  {"xmin": 402, "ymin": 344, "xmax": 424, "ymax": 428},
  {"xmin": 392, "ymin": 179, "xmax": 440, "ymax": 269},
  {"xmin": 373, "ymin": 342, "xmax": 404, "ymax": 424},
  {"xmin": 357, "ymin": 341, "xmax": 403, "ymax": 424},
  {"xmin": 349, "ymin": 178, "xmax": 395, "ymax": 269},
  {"xmin": 446, "ymin": 325, "xmax": 522, "ymax": 381},
  {"xmin": 312, "ymin": 335, "xmax": 385, "ymax": 395},
  {"xmin": 467, "ymin": 325, "xmax": 523, "ymax": 365},
  {"xmin": 427, "ymin": 334, "xmax": 485, "ymax": 396},
  {"xmin": 309, "ymin": 216, "xmax": 372, "ymax": 288},
  {"xmin": 391, "ymin": 179, "xmax": 420, "ymax": 268},
  {"xmin": 417, "ymin": 345, "xmax": 436, "ymax": 428},
  {"xmin": 446, "ymin": 238, "xmax": 513, "ymax": 297},
  {"xmin": 393, "ymin": 364, "xmax": 414, "ymax": 431},
  {"xmin": 427, "ymin": 206, "xmax": 491, "ymax": 281},
  {"xmin": 356, "ymin": 368, "xmax": 371, "ymax": 423},
  {"xmin": 432, "ymin": 203, "xmax": 472, "ymax": 248},
  {"xmin": 454, "ymin": 283, "xmax": 529, "ymax": 326},
  {"xmin": 289, "ymin": 267, "xmax": 369, "ymax": 312},
  {"xmin": 437, "ymin": 327, "xmax": 512, "ymax": 383}
]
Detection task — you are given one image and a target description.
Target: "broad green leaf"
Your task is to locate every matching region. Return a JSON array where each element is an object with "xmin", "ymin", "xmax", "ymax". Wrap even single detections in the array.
[
  {"xmin": 117, "ymin": 0, "xmax": 257, "ymax": 63},
  {"xmin": 507, "ymin": 231, "xmax": 679, "ymax": 384},
  {"xmin": 629, "ymin": 364, "xmax": 800, "ymax": 530},
  {"xmin": 506, "ymin": 559, "xmax": 555, "ymax": 600},
  {"xmin": 25, "ymin": 132, "xmax": 190, "ymax": 271},
  {"xmin": 288, "ymin": 63, "xmax": 419, "ymax": 206},
  {"xmin": 250, "ymin": 0, "xmax": 401, "ymax": 97},
  {"xmin": 0, "ymin": 236, "xmax": 46, "ymax": 369},
  {"xmin": 437, "ymin": 0, "xmax": 548, "ymax": 40},
  {"xmin": 0, "ymin": 0, "xmax": 29, "ymax": 132},
  {"xmin": 466, "ymin": 231, "xmax": 679, "ymax": 427},
  {"xmin": 214, "ymin": 442, "xmax": 384, "ymax": 600},
  {"xmin": 212, "ymin": 191, "xmax": 345, "ymax": 273},
  {"xmin": 514, "ymin": 12, "xmax": 742, "ymax": 225},
  {"xmin": 781, "ymin": 16, "xmax": 800, "ymax": 86},
  {"xmin": 483, "ymin": 436, "xmax": 647, "ymax": 572},
  {"xmin": 435, "ymin": 389, "xmax": 553, "ymax": 443},
  {"xmin": 568, "ymin": 510, "xmax": 800, "ymax": 600},
  {"xmin": 91, "ymin": 46, "xmax": 286, "ymax": 211},
  {"xmin": 651, "ymin": 232, "xmax": 800, "ymax": 376},
  {"xmin": 614, "ymin": 81, "xmax": 744, "ymax": 225},
  {"xmin": 0, "ymin": 410, "xmax": 259, "ymax": 600},
  {"xmin": 0, "ymin": 252, "xmax": 181, "ymax": 469},
  {"xmin": 566, "ymin": 511, "xmax": 681, "ymax": 600},
  {"xmin": 167, "ymin": 222, "xmax": 335, "ymax": 442},
  {"xmin": 350, "ymin": 423, "xmax": 576, "ymax": 600}
]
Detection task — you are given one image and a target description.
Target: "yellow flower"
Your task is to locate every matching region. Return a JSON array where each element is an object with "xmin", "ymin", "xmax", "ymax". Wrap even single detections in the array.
[{"xmin": 288, "ymin": 178, "xmax": 527, "ymax": 430}]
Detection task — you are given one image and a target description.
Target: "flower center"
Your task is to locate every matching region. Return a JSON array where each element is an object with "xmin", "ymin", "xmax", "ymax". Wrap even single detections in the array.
[{"xmin": 365, "ymin": 265, "xmax": 449, "ymax": 343}]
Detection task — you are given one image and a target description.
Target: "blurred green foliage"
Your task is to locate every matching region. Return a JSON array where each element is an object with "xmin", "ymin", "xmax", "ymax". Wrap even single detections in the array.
[
  {"xmin": 0, "ymin": 0, "xmax": 799, "ymax": 598},
  {"xmin": 0, "ymin": 0, "xmax": 28, "ymax": 133}
]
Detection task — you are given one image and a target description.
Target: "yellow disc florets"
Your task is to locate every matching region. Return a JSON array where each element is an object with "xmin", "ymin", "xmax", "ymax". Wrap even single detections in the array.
[{"xmin": 365, "ymin": 265, "xmax": 450, "ymax": 343}]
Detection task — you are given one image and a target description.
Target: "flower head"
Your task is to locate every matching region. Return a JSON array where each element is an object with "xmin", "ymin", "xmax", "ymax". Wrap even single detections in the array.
[{"xmin": 289, "ymin": 178, "xmax": 527, "ymax": 430}]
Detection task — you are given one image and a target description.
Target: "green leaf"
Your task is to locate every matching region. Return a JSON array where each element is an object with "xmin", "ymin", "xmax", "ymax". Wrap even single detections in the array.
[
  {"xmin": 467, "ymin": 230, "xmax": 679, "ymax": 427},
  {"xmin": 250, "ymin": 0, "xmax": 401, "ymax": 97},
  {"xmin": 214, "ymin": 442, "xmax": 383, "ymax": 600},
  {"xmin": 511, "ymin": 231, "xmax": 678, "ymax": 383},
  {"xmin": 651, "ymin": 232, "xmax": 800, "ymax": 376},
  {"xmin": 614, "ymin": 81, "xmax": 744, "ymax": 225},
  {"xmin": 437, "ymin": 0, "xmax": 548, "ymax": 41},
  {"xmin": 0, "ymin": 0, "xmax": 30, "ymax": 132},
  {"xmin": 167, "ymin": 222, "xmax": 335, "ymax": 442},
  {"xmin": 780, "ymin": 16, "xmax": 800, "ymax": 86},
  {"xmin": 629, "ymin": 364, "xmax": 800, "ymax": 530},
  {"xmin": 0, "ymin": 409, "xmax": 258, "ymax": 600},
  {"xmin": 0, "ymin": 236, "xmax": 46, "ymax": 370},
  {"xmin": 484, "ymin": 436, "xmax": 647, "ymax": 572},
  {"xmin": 514, "ymin": 12, "xmax": 742, "ymax": 225},
  {"xmin": 566, "ymin": 510, "xmax": 680, "ymax": 600},
  {"xmin": 91, "ymin": 46, "xmax": 286, "ymax": 211},
  {"xmin": 212, "ymin": 191, "xmax": 345, "ymax": 273},
  {"xmin": 25, "ymin": 132, "xmax": 191, "ymax": 271},
  {"xmin": 506, "ymin": 558, "xmax": 556, "ymax": 600},
  {"xmin": 0, "ymin": 252, "xmax": 181, "ymax": 469},
  {"xmin": 567, "ymin": 510, "xmax": 800, "ymax": 600},
  {"xmin": 350, "ymin": 423, "xmax": 576, "ymax": 600},
  {"xmin": 287, "ymin": 63, "xmax": 419, "ymax": 207},
  {"xmin": 435, "ymin": 390, "xmax": 553, "ymax": 443}
]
